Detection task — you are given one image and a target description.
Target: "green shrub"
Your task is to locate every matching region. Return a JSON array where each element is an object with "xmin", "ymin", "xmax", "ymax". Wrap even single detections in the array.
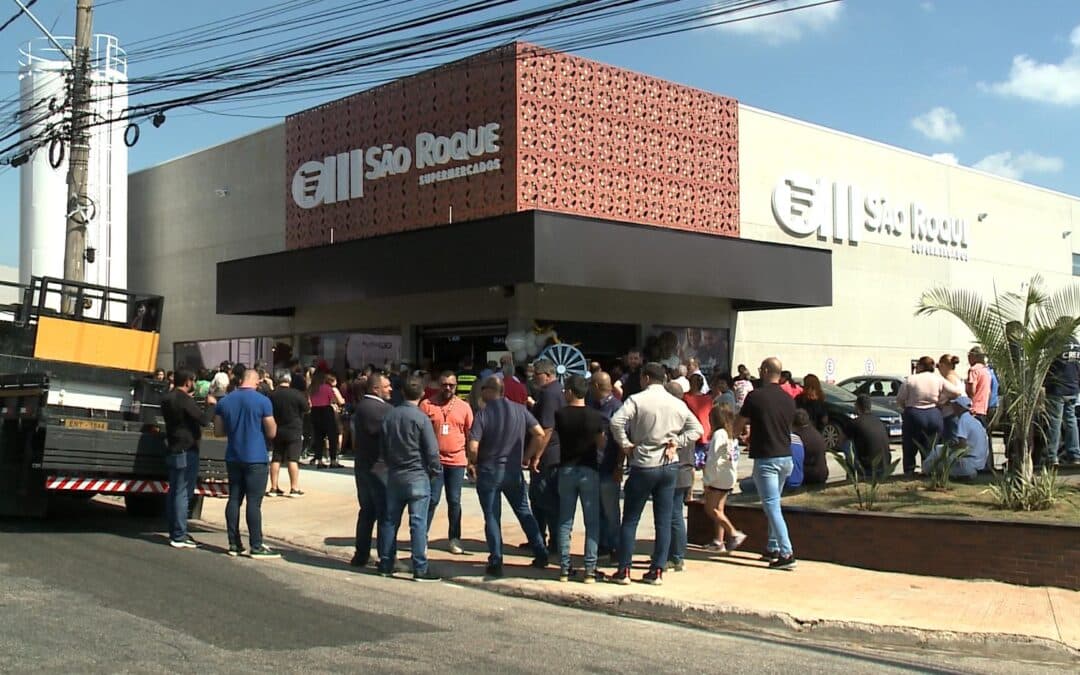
[
  {"xmin": 830, "ymin": 449, "xmax": 900, "ymax": 511},
  {"xmin": 985, "ymin": 467, "xmax": 1065, "ymax": 511}
]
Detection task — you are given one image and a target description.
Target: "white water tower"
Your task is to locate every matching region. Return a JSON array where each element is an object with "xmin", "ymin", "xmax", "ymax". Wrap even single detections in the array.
[{"xmin": 17, "ymin": 35, "xmax": 128, "ymax": 312}]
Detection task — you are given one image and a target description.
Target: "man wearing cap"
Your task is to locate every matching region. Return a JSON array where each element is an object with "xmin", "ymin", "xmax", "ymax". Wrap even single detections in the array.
[{"xmin": 925, "ymin": 396, "xmax": 989, "ymax": 480}]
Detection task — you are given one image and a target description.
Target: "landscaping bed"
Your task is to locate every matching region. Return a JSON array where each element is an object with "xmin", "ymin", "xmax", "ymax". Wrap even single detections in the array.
[
  {"xmin": 765, "ymin": 477, "xmax": 1079, "ymax": 525},
  {"xmin": 689, "ymin": 475, "xmax": 1080, "ymax": 589}
]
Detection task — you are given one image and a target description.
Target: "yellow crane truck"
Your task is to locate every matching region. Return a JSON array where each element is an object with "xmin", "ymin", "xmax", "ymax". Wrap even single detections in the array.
[{"xmin": 0, "ymin": 276, "xmax": 227, "ymax": 517}]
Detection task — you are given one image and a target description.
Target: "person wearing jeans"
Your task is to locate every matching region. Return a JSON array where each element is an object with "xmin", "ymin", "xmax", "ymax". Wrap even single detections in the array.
[
  {"xmin": 420, "ymin": 372, "xmax": 474, "ymax": 555},
  {"xmin": 590, "ymin": 372, "xmax": 623, "ymax": 560},
  {"xmin": 214, "ymin": 366, "xmax": 278, "ymax": 558},
  {"xmin": 160, "ymin": 368, "xmax": 217, "ymax": 548},
  {"xmin": 609, "ymin": 363, "xmax": 703, "ymax": 585},
  {"xmin": 553, "ymin": 375, "xmax": 606, "ymax": 581},
  {"xmin": 475, "ymin": 464, "xmax": 547, "ymax": 570},
  {"xmin": 751, "ymin": 456, "xmax": 794, "ymax": 559},
  {"xmin": 225, "ymin": 461, "xmax": 270, "ymax": 553},
  {"xmin": 376, "ymin": 375, "xmax": 442, "ymax": 581},
  {"xmin": 529, "ymin": 359, "xmax": 565, "ymax": 556},
  {"xmin": 468, "ymin": 376, "xmax": 549, "ymax": 576},
  {"xmin": 735, "ymin": 357, "xmax": 798, "ymax": 570},
  {"xmin": 378, "ymin": 475, "xmax": 432, "ymax": 577}
]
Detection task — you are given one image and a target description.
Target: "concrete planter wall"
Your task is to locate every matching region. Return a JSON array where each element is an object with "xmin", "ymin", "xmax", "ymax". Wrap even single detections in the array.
[{"xmin": 687, "ymin": 501, "xmax": 1080, "ymax": 590}]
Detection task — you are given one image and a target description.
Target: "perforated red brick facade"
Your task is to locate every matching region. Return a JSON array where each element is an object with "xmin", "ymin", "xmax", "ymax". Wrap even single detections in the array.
[{"xmin": 285, "ymin": 43, "xmax": 739, "ymax": 250}]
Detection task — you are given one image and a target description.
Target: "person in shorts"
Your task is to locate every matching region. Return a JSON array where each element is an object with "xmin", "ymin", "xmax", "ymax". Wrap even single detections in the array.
[{"xmin": 268, "ymin": 370, "xmax": 310, "ymax": 497}]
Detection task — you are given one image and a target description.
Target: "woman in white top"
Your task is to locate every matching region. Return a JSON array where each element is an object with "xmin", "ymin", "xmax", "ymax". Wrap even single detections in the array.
[
  {"xmin": 702, "ymin": 403, "xmax": 747, "ymax": 554},
  {"xmin": 895, "ymin": 356, "xmax": 964, "ymax": 474}
]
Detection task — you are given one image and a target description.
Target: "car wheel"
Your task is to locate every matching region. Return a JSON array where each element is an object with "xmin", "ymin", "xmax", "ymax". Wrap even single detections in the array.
[{"xmin": 821, "ymin": 421, "xmax": 845, "ymax": 452}]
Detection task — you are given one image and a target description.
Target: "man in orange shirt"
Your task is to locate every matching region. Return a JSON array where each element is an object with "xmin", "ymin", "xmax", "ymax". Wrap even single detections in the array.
[{"xmin": 420, "ymin": 371, "xmax": 474, "ymax": 554}]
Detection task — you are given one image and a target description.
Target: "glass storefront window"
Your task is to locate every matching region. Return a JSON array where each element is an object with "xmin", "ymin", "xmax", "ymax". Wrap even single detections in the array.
[
  {"xmin": 173, "ymin": 336, "xmax": 293, "ymax": 373},
  {"xmin": 298, "ymin": 331, "xmax": 402, "ymax": 376}
]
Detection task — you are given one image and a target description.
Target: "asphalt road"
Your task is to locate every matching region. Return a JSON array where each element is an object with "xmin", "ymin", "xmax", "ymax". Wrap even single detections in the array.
[{"xmin": 0, "ymin": 499, "xmax": 1066, "ymax": 674}]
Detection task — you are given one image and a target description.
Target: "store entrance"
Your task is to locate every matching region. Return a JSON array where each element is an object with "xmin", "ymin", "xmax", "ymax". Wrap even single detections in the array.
[{"xmin": 417, "ymin": 323, "xmax": 508, "ymax": 372}]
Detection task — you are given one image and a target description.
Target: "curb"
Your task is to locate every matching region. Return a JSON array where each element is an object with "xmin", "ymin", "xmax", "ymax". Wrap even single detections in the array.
[
  {"xmin": 448, "ymin": 576, "xmax": 1080, "ymax": 664},
  {"xmin": 195, "ymin": 520, "xmax": 1079, "ymax": 664}
]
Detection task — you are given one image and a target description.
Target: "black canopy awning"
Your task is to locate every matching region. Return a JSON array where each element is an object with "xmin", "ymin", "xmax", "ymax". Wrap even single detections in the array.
[{"xmin": 217, "ymin": 210, "xmax": 832, "ymax": 316}]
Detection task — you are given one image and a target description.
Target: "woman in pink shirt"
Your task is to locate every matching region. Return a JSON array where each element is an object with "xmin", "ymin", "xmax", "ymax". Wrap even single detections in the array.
[
  {"xmin": 308, "ymin": 371, "xmax": 345, "ymax": 469},
  {"xmin": 895, "ymin": 356, "xmax": 963, "ymax": 475}
]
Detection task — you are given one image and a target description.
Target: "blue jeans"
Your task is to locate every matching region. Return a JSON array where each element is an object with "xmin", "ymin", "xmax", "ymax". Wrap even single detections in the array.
[
  {"xmin": 752, "ymin": 457, "xmax": 794, "ymax": 558},
  {"xmin": 378, "ymin": 474, "xmax": 432, "ymax": 575},
  {"xmin": 618, "ymin": 464, "xmax": 678, "ymax": 571},
  {"xmin": 354, "ymin": 465, "xmax": 387, "ymax": 564},
  {"xmin": 668, "ymin": 486, "xmax": 689, "ymax": 565},
  {"xmin": 1045, "ymin": 395, "xmax": 1080, "ymax": 463},
  {"xmin": 598, "ymin": 473, "xmax": 621, "ymax": 554},
  {"xmin": 225, "ymin": 461, "xmax": 269, "ymax": 550},
  {"xmin": 165, "ymin": 449, "xmax": 199, "ymax": 542},
  {"xmin": 557, "ymin": 464, "xmax": 600, "ymax": 573},
  {"xmin": 476, "ymin": 464, "xmax": 547, "ymax": 567},
  {"xmin": 428, "ymin": 465, "xmax": 466, "ymax": 540},
  {"xmin": 902, "ymin": 407, "xmax": 943, "ymax": 473},
  {"xmin": 529, "ymin": 465, "xmax": 560, "ymax": 552}
]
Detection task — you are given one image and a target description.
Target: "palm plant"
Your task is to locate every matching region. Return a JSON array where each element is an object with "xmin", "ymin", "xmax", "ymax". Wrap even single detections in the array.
[{"xmin": 916, "ymin": 275, "xmax": 1080, "ymax": 488}]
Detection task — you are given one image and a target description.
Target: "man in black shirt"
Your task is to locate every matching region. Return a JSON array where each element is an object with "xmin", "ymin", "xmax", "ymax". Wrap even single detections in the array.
[
  {"xmin": 160, "ymin": 368, "xmax": 217, "ymax": 548},
  {"xmin": 849, "ymin": 394, "xmax": 892, "ymax": 479},
  {"xmin": 350, "ymin": 373, "xmax": 393, "ymax": 568},
  {"xmin": 528, "ymin": 358, "xmax": 564, "ymax": 556},
  {"xmin": 553, "ymin": 375, "xmax": 607, "ymax": 582},
  {"xmin": 268, "ymin": 371, "xmax": 311, "ymax": 497},
  {"xmin": 734, "ymin": 357, "xmax": 797, "ymax": 570}
]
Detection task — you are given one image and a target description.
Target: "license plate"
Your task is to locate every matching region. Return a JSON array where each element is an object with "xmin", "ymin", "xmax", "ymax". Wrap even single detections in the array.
[
  {"xmin": 888, "ymin": 425, "xmax": 902, "ymax": 437},
  {"xmin": 64, "ymin": 419, "xmax": 108, "ymax": 431}
]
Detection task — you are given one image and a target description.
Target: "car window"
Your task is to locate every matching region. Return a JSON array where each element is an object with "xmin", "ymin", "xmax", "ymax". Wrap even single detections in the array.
[
  {"xmin": 822, "ymin": 383, "xmax": 857, "ymax": 403},
  {"xmin": 839, "ymin": 380, "xmax": 859, "ymax": 394},
  {"xmin": 887, "ymin": 381, "xmax": 900, "ymax": 397},
  {"xmin": 869, "ymin": 381, "xmax": 886, "ymax": 397}
]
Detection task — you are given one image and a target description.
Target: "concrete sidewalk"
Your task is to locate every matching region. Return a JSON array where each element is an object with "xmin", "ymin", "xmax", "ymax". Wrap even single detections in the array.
[{"xmin": 196, "ymin": 460, "xmax": 1080, "ymax": 660}]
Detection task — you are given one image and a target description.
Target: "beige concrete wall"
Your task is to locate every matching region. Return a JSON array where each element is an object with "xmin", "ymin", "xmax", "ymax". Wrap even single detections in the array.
[
  {"xmin": 128, "ymin": 124, "xmax": 293, "ymax": 367},
  {"xmin": 737, "ymin": 104, "xmax": 1080, "ymax": 381}
]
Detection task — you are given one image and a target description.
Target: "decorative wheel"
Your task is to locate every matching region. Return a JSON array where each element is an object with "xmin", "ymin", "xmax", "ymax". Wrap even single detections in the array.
[{"xmin": 537, "ymin": 343, "xmax": 588, "ymax": 382}]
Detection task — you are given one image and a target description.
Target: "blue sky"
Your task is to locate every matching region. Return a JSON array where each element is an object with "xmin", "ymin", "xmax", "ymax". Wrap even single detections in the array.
[{"xmin": 0, "ymin": 0, "xmax": 1077, "ymax": 267}]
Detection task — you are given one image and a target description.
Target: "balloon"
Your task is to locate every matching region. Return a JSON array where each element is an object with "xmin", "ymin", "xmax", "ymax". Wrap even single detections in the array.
[
  {"xmin": 526, "ymin": 333, "xmax": 543, "ymax": 356},
  {"xmin": 505, "ymin": 332, "xmax": 527, "ymax": 352},
  {"xmin": 513, "ymin": 348, "xmax": 528, "ymax": 363}
]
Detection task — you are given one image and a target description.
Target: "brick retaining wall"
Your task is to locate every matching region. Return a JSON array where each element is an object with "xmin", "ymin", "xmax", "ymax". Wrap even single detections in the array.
[{"xmin": 687, "ymin": 502, "xmax": 1079, "ymax": 590}]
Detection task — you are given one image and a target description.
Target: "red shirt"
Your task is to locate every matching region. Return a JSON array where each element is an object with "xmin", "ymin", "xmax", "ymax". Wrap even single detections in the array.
[
  {"xmin": 419, "ymin": 397, "xmax": 474, "ymax": 466},
  {"xmin": 503, "ymin": 375, "xmax": 528, "ymax": 405},
  {"xmin": 779, "ymin": 382, "xmax": 803, "ymax": 399},
  {"xmin": 966, "ymin": 363, "xmax": 991, "ymax": 416},
  {"xmin": 683, "ymin": 392, "xmax": 714, "ymax": 443}
]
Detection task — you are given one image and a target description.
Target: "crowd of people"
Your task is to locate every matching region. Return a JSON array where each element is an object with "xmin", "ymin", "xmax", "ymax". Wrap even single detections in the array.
[{"xmin": 154, "ymin": 338, "xmax": 1078, "ymax": 581}]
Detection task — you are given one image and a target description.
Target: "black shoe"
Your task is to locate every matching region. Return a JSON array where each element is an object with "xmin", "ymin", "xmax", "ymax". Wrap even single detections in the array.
[
  {"xmin": 642, "ymin": 567, "xmax": 663, "ymax": 585},
  {"xmin": 769, "ymin": 555, "xmax": 797, "ymax": 571},
  {"xmin": 330, "ymin": 463, "xmax": 345, "ymax": 469},
  {"xmin": 316, "ymin": 463, "xmax": 329, "ymax": 469},
  {"xmin": 611, "ymin": 567, "xmax": 632, "ymax": 585},
  {"xmin": 485, "ymin": 563, "xmax": 504, "ymax": 578},
  {"xmin": 413, "ymin": 570, "xmax": 442, "ymax": 583},
  {"xmin": 529, "ymin": 556, "xmax": 549, "ymax": 569},
  {"xmin": 759, "ymin": 550, "xmax": 780, "ymax": 563},
  {"xmin": 350, "ymin": 552, "xmax": 369, "ymax": 568}
]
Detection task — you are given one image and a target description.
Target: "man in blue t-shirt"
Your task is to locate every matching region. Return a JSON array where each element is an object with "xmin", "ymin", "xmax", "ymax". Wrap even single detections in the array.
[{"xmin": 214, "ymin": 367, "xmax": 279, "ymax": 558}]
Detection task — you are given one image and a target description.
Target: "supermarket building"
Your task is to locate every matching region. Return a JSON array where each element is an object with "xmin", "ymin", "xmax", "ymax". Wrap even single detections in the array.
[{"xmin": 127, "ymin": 43, "xmax": 1080, "ymax": 381}]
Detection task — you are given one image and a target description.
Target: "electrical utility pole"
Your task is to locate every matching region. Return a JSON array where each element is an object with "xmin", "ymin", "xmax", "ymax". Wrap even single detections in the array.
[{"xmin": 61, "ymin": 0, "xmax": 93, "ymax": 313}]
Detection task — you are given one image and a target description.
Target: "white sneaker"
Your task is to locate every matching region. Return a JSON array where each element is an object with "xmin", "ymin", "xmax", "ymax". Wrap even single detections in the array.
[
  {"xmin": 449, "ymin": 539, "xmax": 465, "ymax": 555},
  {"xmin": 704, "ymin": 541, "xmax": 727, "ymax": 553},
  {"xmin": 726, "ymin": 531, "xmax": 748, "ymax": 552}
]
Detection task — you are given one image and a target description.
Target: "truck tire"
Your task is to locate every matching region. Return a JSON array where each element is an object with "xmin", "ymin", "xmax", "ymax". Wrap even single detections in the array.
[{"xmin": 124, "ymin": 494, "xmax": 166, "ymax": 518}]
